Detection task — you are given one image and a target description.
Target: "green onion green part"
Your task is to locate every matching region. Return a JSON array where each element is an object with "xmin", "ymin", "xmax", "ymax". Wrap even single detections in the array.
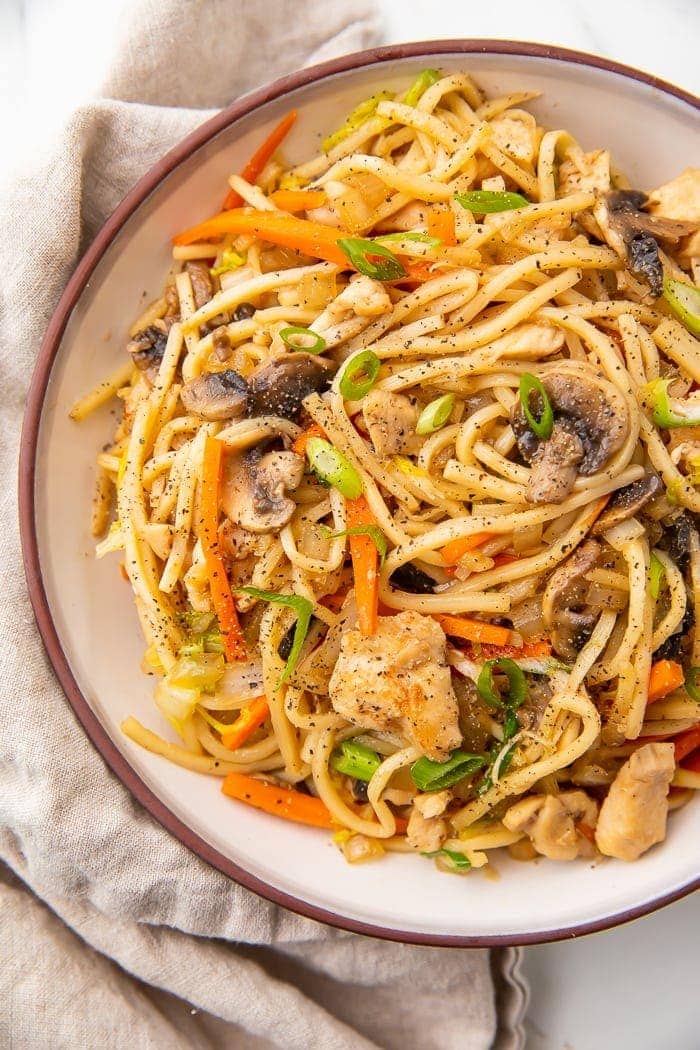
[
  {"xmin": 305, "ymin": 437, "xmax": 364, "ymax": 499},
  {"xmin": 648, "ymin": 552, "xmax": 666, "ymax": 600},
  {"xmin": 411, "ymin": 750, "xmax": 487, "ymax": 792},
  {"xmin": 337, "ymin": 237, "xmax": 407, "ymax": 281},
  {"xmin": 331, "ymin": 739, "xmax": 382, "ymax": 781},
  {"xmin": 422, "ymin": 847, "xmax": 471, "ymax": 872},
  {"xmin": 322, "ymin": 91, "xmax": 394, "ymax": 154},
  {"xmin": 375, "ymin": 231, "xmax": 441, "ymax": 248},
  {"xmin": 477, "ymin": 658, "xmax": 528, "ymax": 709},
  {"xmin": 684, "ymin": 666, "xmax": 700, "ymax": 702},
  {"xmin": 279, "ymin": 325, "xmax": 326, "ymax": 354},
  {"xmin": 338, "ymin": 349, "xmax": 381, "ymax": 400},
  {"xmin": 236, "ymin": 587, "xmax": 314, "ymax": 685},
  {"xmin": 404, "ymin": 68, "xmax": 441, "ymax": 108},
  {"xmin": 321, "ymin": 524, "xmax": 388, "ymax": 565},
  {"xmin": 663, "ymin": 277, "xmax": 700, "ymax": 337},
  {"xmin": 416, "ymin": 393, "xmax": 455, "ymax": 434},
  {"xmin": 519, "ymin": 373, "xmax": 554, "ymax": 440},
  {"xmin": 455, "ymin": 189, "xmax": 529, "ymax": 214},
  {"xmin": 642, "ymin": 378, "xmax": 700, "ymax": 429}
]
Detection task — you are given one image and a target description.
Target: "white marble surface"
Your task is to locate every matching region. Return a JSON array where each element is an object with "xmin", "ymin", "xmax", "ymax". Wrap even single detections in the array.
[{"xmin": 2, "ymin": 1, "xmax": 698, "ymax": 1047}]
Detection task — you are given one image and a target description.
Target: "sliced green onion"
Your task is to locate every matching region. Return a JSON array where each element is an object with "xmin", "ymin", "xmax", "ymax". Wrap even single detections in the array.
[
  {"xmin": 305, "ymin": 437, "xmax": 363, "ymax": 499},
  {"xmin": 663, "ymin": 277, "xmax": 700, "ymax": 337},
  {"xmin": 322, "ymin": 91, "xmax": 394, "ymax": 153},
  {"xmin": 321, "ymin": 524, "xmax": 388, "ymax": 565},
  {"xmin": 476, "ymin": 739, "xmax": 518, "ymax": 797},
  {"xmin": 279, "ymin": 325, "xmax": 326, "ymax": 354},
  {"xmin": 375, "ymin": 231, "xmax": 441, "ymax": 248},
  {"xmin": 476, "ymin": 658, "xmax": 528, "ymax": 709},
  {"xmin": 648, "ymin": 552, "xmax": 666, "ymax": 599},
  {"xmin": 411, "ymin": 750, "xmax": 487, "ymax": 792},
  {"xmin": 331, "ymin": 739, "xmax": 382, "ymax": 781},
  {"xmin": 405, "ymin": 68, "xmax": 441, "ymax": 108},
  {"xmin": 455, "ymin": 189, "xmax": 529, "ymax": 214},
  {"xmin": 416, "ymin": 393, "xmax": 455, "ymax": 434},
  {"xmin": 642, "ymin": 378, "xmax": 700, "ymax": 429},
  {"xmin": 338, "ymin": 349, "xmax": 381, "ymax": 400},
  {"xmin": 503, "ymin": 707, "xmax": 520, "ymax": 741},
  {"xmin": 422, "ymin": 847, "xmax": 471, "ymax": 872},
  {"xmin": 684, "ymin": 666, "xmax": 700, "ymax": 702},
  {"xmin": 519, "ymin": 373, "xmax": 554, "ymax": 440},
  {"xmin": 210, "ymin": 247, "xmax": 245, "ymax": 277},
  {"xmin": 236, "ymin": 587, "xmax": 314, "ymax": 685},
  {"xmin": 337, "ymin": 237, "xmax": 406, "ymax": 281}
]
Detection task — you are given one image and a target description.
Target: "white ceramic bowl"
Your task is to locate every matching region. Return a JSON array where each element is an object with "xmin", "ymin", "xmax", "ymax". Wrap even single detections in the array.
[{"xmin": 20, "ymin": 41, "xmax": 700, "ymax": 945}]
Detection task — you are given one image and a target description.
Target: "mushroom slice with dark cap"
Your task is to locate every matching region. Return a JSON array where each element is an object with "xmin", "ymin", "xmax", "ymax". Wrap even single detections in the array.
[
  {"xmin": 592, "ymin": 473, "xmax": 663, "ymax": 535},
  {"xmin": 221, "ymin": 447, "xmax": 304, "ymax": 533},
  {"xmin": 180, "ymin": 369, "xmax": 249, "ymax": 421},
  {"xmin": 512, "ymin": 373, "xmax": 628, "ymax": 505},
  {"xmin": 542, "ymin": 540, "xmax": 601, "ymax": 661},
  {"xmin": 247, "ymin": 353, "xmax": 335, "ymax": 420},
  {"xmin": 594, "ymin": 190, "xmax": 698, "ymax": 297},
  {"xmin": 127, "ymin": 325, "xmax": 167, "ymax": 380}
]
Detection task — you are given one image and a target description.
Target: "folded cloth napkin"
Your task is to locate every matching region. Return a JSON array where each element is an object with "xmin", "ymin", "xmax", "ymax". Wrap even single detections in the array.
[{"xmin": 0, "ymin": 2, "xmax": 528, "ymax": 1046}]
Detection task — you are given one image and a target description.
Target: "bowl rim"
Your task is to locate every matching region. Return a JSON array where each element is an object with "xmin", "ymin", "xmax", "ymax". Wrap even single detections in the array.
[{"xmin": 18, "ymin": 39, "xmax": 700, "ymax": 947}]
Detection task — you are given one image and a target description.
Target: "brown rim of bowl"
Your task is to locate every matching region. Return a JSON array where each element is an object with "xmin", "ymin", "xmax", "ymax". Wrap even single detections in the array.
[{"xmin": 19, "ymin": 40, "xmax": 700, "ymax": 948}]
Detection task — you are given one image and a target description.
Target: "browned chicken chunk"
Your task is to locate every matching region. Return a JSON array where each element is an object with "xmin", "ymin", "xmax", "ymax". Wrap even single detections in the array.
[{"xmin": 595, "ymin": 743, "xmax": 675, "ymax": 861}]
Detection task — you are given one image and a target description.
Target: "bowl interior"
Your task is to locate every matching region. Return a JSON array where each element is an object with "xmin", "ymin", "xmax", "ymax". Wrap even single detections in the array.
[{"xmin": 31, "ymin": 47, "xmax": 700, "ymax": 942}]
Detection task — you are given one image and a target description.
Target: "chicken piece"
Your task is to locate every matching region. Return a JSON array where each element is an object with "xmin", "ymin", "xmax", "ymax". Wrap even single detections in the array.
[
  {"xmin": 490, "ymin": 112, "xmax": 538, "ymax": 165},
  {"xmin": 595, "ymin": 743, "xmax": 675, "ymax": 861},
  {"xmin": 328, "ymin": 611, "xmax": 461, "ymax": 760},
  {"xmin": 184, "ymin": 260, "xmax": 213, "ymax": 309},
  {"xmin": 406, "ymin": 792, "xmax": 451, "ymax": 852},
  {"xmin": 558, "ymin": 149, "xmax": 612, "ymax": 196},
  {"xmin": 221, "ymin": 447, "xmax": 304, "ymax": 533},
  {"xmin": 503, "ymin": 790, "xmax": 599, "ymax": 861},
  {"xmin": 312, "ymin": 275, "xmax": 393, "ymax": 350},
  {"xmin": 646, "ymin": 168, "xmax": 700, "ymax": 224},
  {"xmin": 362, "ymin": 388, "xmax": 421, "ymax": 457}
]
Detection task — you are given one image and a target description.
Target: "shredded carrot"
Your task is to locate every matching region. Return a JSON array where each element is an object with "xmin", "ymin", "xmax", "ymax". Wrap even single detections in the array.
[
  {"xmin": 320, "ymin": 589, "xmax": 349, "ymax": 614},
  {"xmin": 221, "ymin": 696, "xmax": 269, "ymax": 750},
  {"xmin": 434, "ymin": 614, "xmax": 512, "ymax": 647},
  {"xmin": 268, "ymin": 188, "xmax": 327, "ymax": 212},
  {"xmin": 346, "ymin": 495, "xmax": 379, "ymax": 637},
  {"xmin": 462, "ymin": 639, "xmax": 552, "ymax": 662},
  {"xmin": 681, "ymin": 748, "xmax": 700, "ymax": 772},
  {"xmin": 222, "ymin": 111, "xmax": 298, "ymax": 210},
  {"xmin": 291, "ymin": 422, "xmax": 325, "ymax": 457},
  {"xmin": 427, "ymin": 205, "xmax": 457, "ymax": 246},
  {"xmin": 200, "ymin": 437, "xmax": 246, "ymax": 662},
  {"xmin": 440, "ymin": 532, "xmax": 495, "ymax": 565},
  {"xmin": 397, "ymin": 260, "xmax": 443, "ymax": 283},
  {"xmin": 492, "ymin": 552, "xmax": 519, "ymax": 568},
  {"xmin": 647, "ymin": 660, "xmax": 685, "ymax": 703},
  {"xmin": 222, "ymin": 772, "xmax": 335, "ymax": 828},
  {"xmin": 674, "ymin": 724, "xmax": 700, "ymax": 763},
  {"xmin": 174, "ymin": 209, "xmax": 349, "ymax": 266}
]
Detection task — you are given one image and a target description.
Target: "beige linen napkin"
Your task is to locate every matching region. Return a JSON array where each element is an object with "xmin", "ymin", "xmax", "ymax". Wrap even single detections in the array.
[{"xmin": 0, "ymin": 2, "xmax": 527, "ymax": 1046}]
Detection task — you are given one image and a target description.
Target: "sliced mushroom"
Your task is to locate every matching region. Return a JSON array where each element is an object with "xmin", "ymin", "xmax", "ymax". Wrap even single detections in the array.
[
  {"xmin": 503, "ymin": 790, "xmax": 599, "ymax": 861},
  {"xmin": 389, "ymin": 562, "xmax": 439, "ymax": 594},
  {"xmin": 184, "ymin": 260, "xmax": 214, "ymax": 309},
  {"xmin": 594, "ymin": 189, "xmax": 697, "ymax": 297},
  {"xmin": 542, "ymin": 540, "xmax": 601, "ymax": 661},
  {"xmin": 221, "ymin": 447, "xmax": 304, "ymax": 533},
  {"xmin": 127, "ymin": 324, "xmax": 167, "ymax": 379},
  {"xmin": 592, "ymin": 473, "xmax": 663, "ymax": 535},
  {"xmin": 180, "ymin": 369, "xmax": 249, "ymax": 421},
  {"xmin": 658, "ymin": 510, "xmax": 697, "ymax": 576},
  {"xmin": 362, "ymin": 388, "xmax": 421, "ymax": 457},
  {"xmin": 247, "ymin": 353, "xmax": 335, "ymax": 420},
  {"xmin": 512, "ymin": 373, "xmax": 628, "ymax": 504}
]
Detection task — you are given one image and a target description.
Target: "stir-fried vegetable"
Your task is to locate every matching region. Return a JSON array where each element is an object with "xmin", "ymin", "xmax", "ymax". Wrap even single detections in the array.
[
  {"xmin": 404, "ymin": 68, "xmax": 441, "ymax": 107},
  {"xmin": 222, "ymin": 772, "xmax": 335, "ymax": 828},
  {"xmin": 427, "ymin": 206, "xmax": 456, "ymax": 246},
  {"xmin": 278, "ymin": 325, "xmax": 326, "ymax": 353},
  {"xmin": 201, "ymin": 438, "xmax": 246, "ymax": 662},
  {"xmin": 674, "ymin": 724, "xmax": 700, "ymax": 763},
  {"xmin": 477, "ymin": 658, "xmax": 528, "ymax": 709},
  {"xmin": 338, "ymin": 349, "xmax": 381, "ymax": 400},
  {"xmin": 306, "ymin": 438, "xmax": 364, "ymax": 499},
  {"xmin": 375, "ymin": 231, "xmax": 441, "ymax": 249},
  {"xmin": 411, "ymin": 750, "xmax": 487, "ymax": 791},
  {"xmin": 331, "ymin": 739, "xmax": 382, "ymax": 781},
  {"xmin": 268, "ymin": 188, "xmax": 327, "ymax": 211},
  {"xmin": 440, "ymin": 532, "xmax": 495, "ymax": 565},
  {"xmin": 210, "ymin": 247, "xmax": 245, "ymax": 277},
  {"xmin": 291, "ymin": 422, "xmax": 325, "ymax": 457},
  {"xmin": 198, "ymin": 695, "xmax": 269, "ymax": 750},
  {"xmin": 416, "ymin": 393, "xmax": 455, "ymax": 434},
  {"xmin": 519, "ymin": 373, "xmax": 554, "ymax": 439},
  {"xmin": 236, "ymin": 587, "xmax": 314, "ymax": 685},
  {"xmin": 222, "ymin": 110, "xmax": 298, "ymax": 209},
  {"xmin": 648, "ymin": 552, "xmax": 666, "ymax": 599},
  {"xmin": 434, "ymin": 614, "xmax": 512, "ymax": 647},
  {"xmin": 683, "ymin": 666, "xmax": 700, "ymax": 702},
  {"xmin": 422, "ymin": 847, "xmax": 471, "ymax": 872},
  {"xmin": 174, "ymin": 209, "xmax": 349, "ymax": 266},
  {"xmin": 455, "ymin": 189, "xmax": 529, "ymax": 213},
  {"xmin": 663, "ymin": 277, "xmax": 700, "ymax": 337},
  {"xmin": 322, "ymin": 522, "xmax": 387, "ymax": 564},
  {"xmin": 337, "ymin": 237, "xmax": 406, "ymax": 280},
  {"xmin": 642, "ymin": 378, "xmax": 700, "ymax": 428},
  {"xmin": 346, "ymin": 495, "xmax": 380, "ymax": 636},
  {"xmin": 647, "ymin": 659, "xmax": 685, "ymax": 702},
  {"xmin": 322, "ymin": 91, "xmax": 394, "ymax": 153}
]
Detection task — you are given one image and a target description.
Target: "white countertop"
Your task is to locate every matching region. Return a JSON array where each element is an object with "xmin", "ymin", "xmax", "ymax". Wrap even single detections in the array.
[{"xmin": 2, "ymin": 1, "xmax": 698, "ymax": 1046}]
